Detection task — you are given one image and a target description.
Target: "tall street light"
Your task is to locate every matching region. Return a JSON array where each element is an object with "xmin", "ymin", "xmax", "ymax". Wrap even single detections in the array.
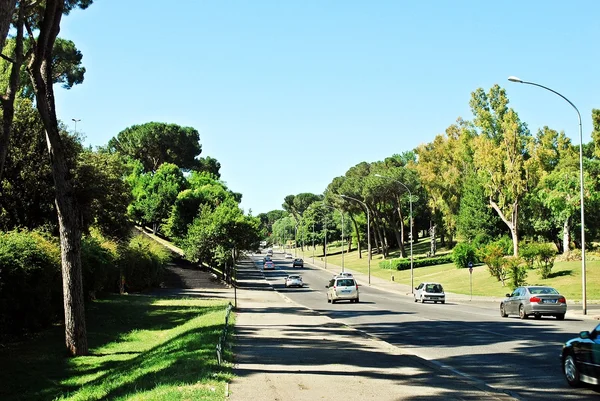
[
  {"xmin": 341, "ymin": 194, "xmax": 371, "ymax": 285},
  {"xmin": 508, "ymin": 76, "xmax": 587, "ymax": 315},
  {"xmin": 374, "ymin": 174, "xmax": 414, "ymax": 293},
  {"xmin": 72, "ymin": 118, "xmax": 81, "ymax": 134}
]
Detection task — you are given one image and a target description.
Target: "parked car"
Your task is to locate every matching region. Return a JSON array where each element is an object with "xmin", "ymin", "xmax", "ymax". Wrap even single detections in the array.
[
  {"xmin": 263, "ymin": 261, "xmax": 275, "ymax": 270},
  {"xmin": 293, "ymin": 258, "xmax": 304, "ymax": 268},
  {"xmin": 414, "ymin": 282, "xmax": 445, "ymax": 304},
  {"xmin": 285, "ymin": 253, "xmax": 293, "ymax": 259},
  {"xmin": 285, "ymin": 275, "xmax": 303, "ymax": 288},
  {"xmin": 562, "ymin": 323, "xmax": 600, "ymax": 387},
  {"xmin": 326, "ymin": 276, "xmax": 359, "ymax": 304},
  {"xmin": 500, "ymin": 286, "xmax": 567, "ymax": 320}
]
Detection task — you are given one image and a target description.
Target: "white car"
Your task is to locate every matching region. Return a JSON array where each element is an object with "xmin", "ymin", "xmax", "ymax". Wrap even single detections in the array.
[
  {"xmin": 285, "ymin": 275, "xmax": 303, "ymax": 288},
  {"xmin": 326, "ymin": 276, "xmax": 359, "ymax": 304},
  {"xmin": 285, "ymin": 253, "xmax": 293, "ymax": 259},
  {"xmin": 263, "ymin": 261, "xmax": 275, "ymax": 270},
  {"xmin": 414, "ymin": 282, "xmax": 445, "ymax": 304}
]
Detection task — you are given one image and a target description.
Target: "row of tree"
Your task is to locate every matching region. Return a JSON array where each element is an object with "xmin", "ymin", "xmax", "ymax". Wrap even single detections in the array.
[{"xmin": 258, "ymin": 86, "xmax": 600, "ymax": 264}]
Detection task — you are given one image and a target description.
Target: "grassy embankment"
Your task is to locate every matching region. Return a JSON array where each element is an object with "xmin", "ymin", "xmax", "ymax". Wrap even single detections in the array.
[
  {"xmin": 293, "ymin": 239, "xmax": 600, "ymax": 302},
  {"xmin": 0, "ymin": 295, "xmax": 233, "ymax": 401}
]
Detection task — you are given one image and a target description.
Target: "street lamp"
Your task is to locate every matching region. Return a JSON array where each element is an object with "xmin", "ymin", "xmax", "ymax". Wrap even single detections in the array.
[
  {"xmin": 72, "ymin": 118, "xmax": 81, "ymax": 134},
  {"xmin": 341, "ymin": 194, "xmax": 371, "ymax": 285},
  {"xmin": 374, "ymin": 174, "xmax": 414, "ymax": 293},
  {"xmin": 508, "ymin": 76, "xmax": 587, "ymax": 315},
  {"xmin": 294, "ymin": 224, "xmax": 298, "ymax": 258}
]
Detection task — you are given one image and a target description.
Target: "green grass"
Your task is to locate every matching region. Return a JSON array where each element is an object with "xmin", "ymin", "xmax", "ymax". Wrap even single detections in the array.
[
  {"xmin": 295, "ymin": 242, "xmax": 600, "ymax": 302},
  {"xmin": 0, "ymin": 295, "xmax": 234, "ymax": 401}
]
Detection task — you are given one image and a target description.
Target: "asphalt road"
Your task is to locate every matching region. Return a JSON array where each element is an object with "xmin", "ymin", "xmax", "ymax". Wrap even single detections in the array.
[{"xmin": 254, "ymin": 253, "xmax": 600, "ymax": 401}]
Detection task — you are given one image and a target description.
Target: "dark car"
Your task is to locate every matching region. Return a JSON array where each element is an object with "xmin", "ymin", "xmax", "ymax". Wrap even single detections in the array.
[
  {"xmin": 292, "ymin": 258, "xmax": 304, "ymax": 268},
  {"xmin": 562, "ymin": 323, "xmax": 600, "ymax": 387}
]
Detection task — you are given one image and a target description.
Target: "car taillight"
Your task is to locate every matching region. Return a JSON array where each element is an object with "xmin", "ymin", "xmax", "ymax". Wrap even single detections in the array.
[
  {"xmin": 333, "ymin": 286, "xmax": 336, "ymax": 290},
  {"xmin": 559, "ymin": 297, "xmax": 566, "ymax": 303},
  {"xmin": 356, "ymin": 284, "xmax": 359, "ymax": 290},
  {"xmin": 530, "ymin": 296, "xmax": 542, "ymax": 303}
]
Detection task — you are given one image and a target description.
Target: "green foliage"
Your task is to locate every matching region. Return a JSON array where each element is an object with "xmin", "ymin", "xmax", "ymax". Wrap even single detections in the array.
[
  {"xmin": 117, "ymin": 235, "xmax": 171, "ymax": 292},
  {"xmin": 378, "ymin": 254, "xmax": 453, "ymax": 271},
  {"xmin": 0, "ymin": 230, "xmax": 62, "ymax": 338},
  {"xmin": 505, "ymin": 256, "xmax": 527, "ymax": 290},
  {"xmin": 452, "ymin": 242, "xmax": 478, "ymax": 269},
  {"xmin": 81, "ymin": 235, "xmax": 118, "ymax": 299},
  {"xmin": 480, "ymin": 242, "xmax": 507, "ymax": 285},
  {"xmin": 457, "ymin": 172, "xmax": 502, "ymax": 241},
  {"xmin": 536, "ymin": 243, "xmax": 557, "ymax": 279},
  {"xmin": 108, "ymin": 122, "xmax": 202, "ymax": 172},
  {"xmin": 519, "ymin": 242, "xmax": 537, "ymax": 269}
]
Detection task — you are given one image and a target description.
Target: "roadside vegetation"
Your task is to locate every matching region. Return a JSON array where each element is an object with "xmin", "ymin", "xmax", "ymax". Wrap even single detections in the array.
[{"xmin": 0, "ymin": 296, "xmax": 233, "ymax": 401}]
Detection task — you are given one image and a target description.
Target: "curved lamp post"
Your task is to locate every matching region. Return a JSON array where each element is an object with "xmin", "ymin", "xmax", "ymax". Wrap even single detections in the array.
[
  {"xmin": 374, "ymin": 174, "xmax": 414, "ymax": 293},
  {"xmin": 508, "ymin": 76, "xmax": 587, "ymax": 315},
  {"xmin": 341, "ymin": 194, "xmax": 371, "ymax": 285},
  {"xmin": 72, "ymin": 118, "xmax": 81, "ymax": 134}
]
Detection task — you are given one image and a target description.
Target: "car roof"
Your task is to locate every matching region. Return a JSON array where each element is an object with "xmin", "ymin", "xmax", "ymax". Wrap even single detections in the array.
[{"xmin": 287, "ymin": 275, "xmax": 301, "ymax": 279}]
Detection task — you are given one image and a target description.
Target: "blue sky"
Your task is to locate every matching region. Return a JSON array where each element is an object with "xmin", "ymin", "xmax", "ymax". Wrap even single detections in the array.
[{"xmin": 55, "ymin": 0, "xmax": 600, "ymax": 215}]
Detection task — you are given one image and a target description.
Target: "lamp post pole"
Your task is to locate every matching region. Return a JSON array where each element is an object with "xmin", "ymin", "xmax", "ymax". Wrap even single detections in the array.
[
  {"xmin": 312, "ymin": 222, "xmax": 315, "ymax": 264},
  {"xmin": 294, "ymin": 224, "xmax": 298, "ymax": 258},
  {"xmin": 72, "ymin": 118, "xmax": 81, "ymax": 134},
  {"xmin": 508, "ymin": 76, "xmax": 587, "ymax": 315},
  {"xmin": 375, "ymin": 174, "xmax": 414, "ymax": 293},
  {"xmin": 341, "ymin": 194, "xmax": 371, "ymax": 285}
]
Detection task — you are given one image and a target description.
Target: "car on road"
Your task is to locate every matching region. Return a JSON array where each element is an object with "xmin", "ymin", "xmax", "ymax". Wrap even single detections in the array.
[
  {"xmin": 263, "ymin": 261, "xmax": 275, "ymax": 270},
  {"xmin": 561, "ymin": 323, "xmax": 600, "ymax": 387},
  {"xmin": 326, "ymin": 276, "xmax": 359, "ymax": 304},
  {"xmin": 266, "ymin": 249, "xmax": 273, "ymax": 256},
  {"xmin": 414, "ymin": 282, "xmax": 445, "ymax": 304},
  {"xmin": 500, "ymin": 285, "xmax": 567, "ymax": 320},
  {"xmin": 334, "ymin": 272, "xmax": 353, "ymax": 278},
  {"xmin": 264, "ymin": 255, "xmax": 272, "ymax": 262},
  {"xmin": 285, "ymin": 275, "xmax": 303, "ymax": 288},
  {"xmin": 285, "ymin": 253, "xmax": 293, "ymax": 259},
  {"xmin": 293, "ymin": 258, "xmax": 304, "ymax": 268}
]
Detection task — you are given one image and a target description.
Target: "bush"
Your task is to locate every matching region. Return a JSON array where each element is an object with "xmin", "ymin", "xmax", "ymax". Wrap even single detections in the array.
[
  {"xmin": 480, "ymin": 242, "xmax": 507, "ymax": 285},
  {"xmin": 505, "ymin": 256, "xmax": 527, "ymax": 290},
  {"xmin": 519, "ymin": 242, "xmax": 538, "ymax": 270},
  {"xmin": 117, "ymin": 235, "xmax": 171, "ymax": 292},
  {"xmin": 379, "ymin": 254, "xmax": 453, "ymax": 271},
  {"xmin": 81, "ymin": 236, "xmax": 118, "ymax": 299},
  {"xmin": 452, "ymin": 242, "xmax": 478, "ymax": 269},
  {"xmin": 0, "ymin": 230, "xmax": 62, "ymax": 338},
  {"xmin": 536, "ymin": 243, "xmax": 556, "ymax": 279}
]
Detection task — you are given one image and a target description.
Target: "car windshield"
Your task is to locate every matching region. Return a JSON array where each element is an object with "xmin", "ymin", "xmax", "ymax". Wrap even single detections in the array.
[
  {"xmin": 336, "ymin": 279, "xmax": 355, "ymax": 287},
  {"xmin": 425, "ymin": 284, "xmax": 443, "ymax": 293},
  {"xmin": 288, "ymin": 275, "xmax": 300, "ymax": 280},
  {"xmin": 529, "ymin": 287, "xmax": 559, "ymax": 295}
]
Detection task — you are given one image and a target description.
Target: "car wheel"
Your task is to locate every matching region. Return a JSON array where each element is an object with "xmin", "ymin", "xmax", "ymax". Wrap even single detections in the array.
[
  {"xmin": 519, "ymin": 304, "xmax": 528, "ymax": 319},
  {"xmin": 414, "ymin": 297, "xmax": 418, "ymax": 303},
  {"xmin": 441, "ymin": 301, "xmax": 445, "ymax": 304},
  {"xmin": 327, "ymin": 295, "xmax": 331, "ymax": 303},
  {"xmin": 434, "ymin": 301, "xmax": 438, "ymax": 304},
  {"xmin": 355, "ymin": 298, "xmax": 359, "ymax": 303},
  {"xmin": 556, "ymin": 313, "xmax": 565, "ymax": 320},
  {"xmin": 500, "ymin": 304, "xmax": 508, "ymax": 318},
  {"xmin": 331, "ymin": 299, "xmax": 336, "ymax": 304},
  {"xmin": 564, "ymin": 353, "xmax": 581, "ymax": 387},
  {"xmin": 420, "ymin": 296, "xmax": 425, "ymax": 303},
  {"xmin": 534, "ymin": 313, "xmax": 541, "ymax": 319}
]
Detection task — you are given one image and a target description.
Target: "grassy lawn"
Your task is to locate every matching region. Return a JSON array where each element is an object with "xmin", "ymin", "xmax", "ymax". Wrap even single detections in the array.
[
  {"xmin": 295, "ymin": 241, "xmax": 600, "ymax": 302},
  {"xmin": 0, "ymin": 295, "xmax": 234, "ymax": 401}
]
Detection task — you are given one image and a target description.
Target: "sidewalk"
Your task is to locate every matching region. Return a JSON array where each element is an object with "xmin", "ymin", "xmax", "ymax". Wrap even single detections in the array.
[{"xmin": 228, "ymin": 259, "xmax": 519, "ymax": 401}]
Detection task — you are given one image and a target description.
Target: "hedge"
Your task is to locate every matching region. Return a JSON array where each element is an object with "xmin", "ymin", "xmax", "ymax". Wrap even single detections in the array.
[{"xmin": 379, "ymin": 254, "xmax": 453, "ymax": 271}]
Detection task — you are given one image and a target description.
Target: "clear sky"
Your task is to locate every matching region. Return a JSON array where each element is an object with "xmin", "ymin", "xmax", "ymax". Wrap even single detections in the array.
[{"xmin": 55, "ymin": 0, "xmax": 600, "ymax": 215}]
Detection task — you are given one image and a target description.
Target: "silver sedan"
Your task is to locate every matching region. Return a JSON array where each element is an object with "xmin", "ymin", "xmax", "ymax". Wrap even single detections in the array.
[{"xmin": 500, "ymin": 286, "xmax": 567, "ymax": 320}]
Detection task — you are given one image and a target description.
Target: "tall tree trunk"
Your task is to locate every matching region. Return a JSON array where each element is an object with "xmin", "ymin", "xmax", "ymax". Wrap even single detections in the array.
[
  {"xmin": 0, "ymin": 0, "xmax": 16, "ymax": 53},
  {"xmin": 0, "ymin": 2, "xmax": 23, "ymax": 180},
  {"xmin": 390, "ymin": 216, "xmax": 405, "ymax": 257},
  {"xmin": 490, "ymin": 199, "xmax": 519, "ymax": 257},
  {"xmin": 429, "ymin": 224, "xmax": 436, "ymax": 256},
  {"xmin": 349, "ymin": 214, "xmax": 361, "ymax": 258},
  {"xmin": 373, "ymin": 213, "xmax": 387, "ymax": 257},
  {"xmin": 562, "ymin": 217, "xmax": 570, "ymax": 256},
  {"xmin": 27, "ymin": 0, "xmax": 87, "ymax": 356}
]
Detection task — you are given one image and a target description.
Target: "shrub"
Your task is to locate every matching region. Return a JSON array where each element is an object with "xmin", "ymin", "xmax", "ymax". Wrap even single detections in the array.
[
  {"xmin": 536, "ymin": 243, "xmax": 557, "ymax": 279},
  {"xmin": 452, "ymin": 242, "xmax": 478, "ymax": 269},
  {"xmin": 81, "ymin": 236, "xmax": 118, "ymax": 299},
  {"xmin": 379, "ymin": 254, "xmax": 453, "ymax": 271},
  {"xmin": 117, "ymin": 235, "xmax": 171, "ymax": 292},
  {"xmin": 505, "ymin": 256, "xmax": 527, "ymax": 290},
  {"xmin": 480, "ymin": 242, "xmax": 507, "ymax": 286},
  {"xmin": 0, "ymin": 230, "xmax": 62, "ymax": 338},
  {"xmin": 519, "ymin": 242, "xmax": 538, "ymax": 270}
]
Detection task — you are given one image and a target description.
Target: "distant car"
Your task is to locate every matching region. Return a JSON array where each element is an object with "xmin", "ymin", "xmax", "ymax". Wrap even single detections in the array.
[
  {"xmin": 264, "ymin": 255, "xmax": 272, "ymax": 262},
  {"xmin": 285, "ymin": 275, "xmax": 303, "ymax": 288},
  {"xmin": 334, "ymin": 272, "xmax": 353, "ymax": 278},
  {"xmin": 266, "ymin": 249, "xmax": 273, "ymax": 256},
  {"xmin": 500, "ymin": 286, "xmax": 567, "ymax": 320},
  {"xmin": 326, "ymin": 276, "xmax": 359, "ymax": 304},
  {"xmin": 293, "ymin": 258, "xmax": 304, "ymax": 268},
  {"xmin": 414, "ymin": 282, "xmax": 445, "ymax": 304},
  {"xmin": 285, "ymin": 253, "xmax": 293, "ymax": 259},
  {"xmin": 263, "ymin": 261, "xmax": 275, "ymax": 270},
  {"xmin": 562, "ymin": 323, "xmax": 600, "ymax": 387}
]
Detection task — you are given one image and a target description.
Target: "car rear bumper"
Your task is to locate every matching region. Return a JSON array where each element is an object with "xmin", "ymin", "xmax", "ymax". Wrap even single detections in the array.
[
  {"xmin": 423, "ymin": 294, "xmax": 445, "ymax": 302},
  {"xmin": 528, "ymin": 304, "xmax": 567, "ymax": 314}
]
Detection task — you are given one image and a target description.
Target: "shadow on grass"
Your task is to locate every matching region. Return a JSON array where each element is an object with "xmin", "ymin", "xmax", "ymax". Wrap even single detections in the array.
[
  {"xmin": 0, "ymin": 295, "xmax": 232, "ymax": 401},
  {"xmin": 547, "ymin": 270, "xmax": 573, "ymax": 278}
]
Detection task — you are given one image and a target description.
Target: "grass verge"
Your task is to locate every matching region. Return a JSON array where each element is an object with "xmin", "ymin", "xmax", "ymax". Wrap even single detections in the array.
[{"xmin": 0, "ymin": 295, "xmax": 234, "ymax": 401}]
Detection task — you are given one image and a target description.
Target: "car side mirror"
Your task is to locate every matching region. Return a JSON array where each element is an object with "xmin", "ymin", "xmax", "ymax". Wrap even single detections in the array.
[
  {"xmin": 580, "ymin": 331, "xmax": 591, "ymax": 339},
  {"xmin": 505, "ymin": 294, "xmax": 511, "ymax": 297},
  {"xmin": 325, "ymin": 285, "xmax": 329, "ymax": 288}
]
